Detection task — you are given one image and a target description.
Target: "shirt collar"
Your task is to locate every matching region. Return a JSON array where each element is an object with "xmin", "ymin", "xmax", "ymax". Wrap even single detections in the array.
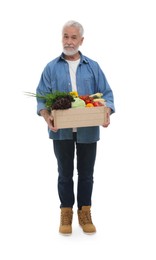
[{"xmin": 59, "ymin": 51, "xmax": 88, "ymax": 64}]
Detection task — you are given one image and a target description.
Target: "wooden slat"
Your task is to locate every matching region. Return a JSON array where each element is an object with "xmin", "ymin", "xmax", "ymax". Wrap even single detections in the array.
[{"xmin": 52, "ymin": 107, "xmax": 107, "ymax": 129}]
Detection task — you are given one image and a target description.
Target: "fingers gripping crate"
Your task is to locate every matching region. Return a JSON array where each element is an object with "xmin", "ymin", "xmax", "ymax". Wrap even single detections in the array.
[{"xmin": 51, "ymin": 106, "xmax": 108, "ymax": 129}]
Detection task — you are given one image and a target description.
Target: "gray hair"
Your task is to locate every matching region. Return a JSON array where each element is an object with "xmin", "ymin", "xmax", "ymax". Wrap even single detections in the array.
[{"xmin": 62, "ymin": 20, "xmax": 84, "ymax": 37}]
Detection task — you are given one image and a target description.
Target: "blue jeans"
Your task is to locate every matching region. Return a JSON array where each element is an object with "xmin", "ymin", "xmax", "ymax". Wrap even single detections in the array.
[{"xmin": 53, "ymin": 133, "xmax": 97, "ymax": 208}]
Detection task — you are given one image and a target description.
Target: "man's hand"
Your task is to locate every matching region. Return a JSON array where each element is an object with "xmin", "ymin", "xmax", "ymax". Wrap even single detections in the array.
[
  {"xmin": 40, "ymin": 109, "xmax": 58, "ymax": 132},
  {"xmin": 102, "ymin": 107, "xmax": 111, "ymax": 128}
]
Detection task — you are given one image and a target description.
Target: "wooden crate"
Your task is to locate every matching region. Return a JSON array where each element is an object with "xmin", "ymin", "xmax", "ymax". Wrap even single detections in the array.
[{"xmin": 51, "ymin": 106, "xmax": 108, "ymax": 129}]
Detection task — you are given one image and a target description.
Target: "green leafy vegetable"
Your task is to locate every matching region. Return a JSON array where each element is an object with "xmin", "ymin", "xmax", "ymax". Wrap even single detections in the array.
[{"xmin": 24, "ymin": 91, "xmax": 75, "ymax": 110}]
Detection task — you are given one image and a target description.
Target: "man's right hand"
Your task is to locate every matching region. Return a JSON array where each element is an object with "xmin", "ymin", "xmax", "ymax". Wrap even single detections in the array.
[{"xmin": 40, "ymin": 109, "xmax": 58, "ymax": 132}]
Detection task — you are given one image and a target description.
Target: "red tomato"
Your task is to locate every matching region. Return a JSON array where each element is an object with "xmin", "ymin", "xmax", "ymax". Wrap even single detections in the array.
[
  {"xmin": 85, "ymin": 99, "xmax": 92, "ymax": 104},
  {"xmin": 93, "ymin": 101, "xmax": 104, "ymax": 107},
  {"xmin": 79, "ymin": 95, "xmax": 89, "ymax": 101},
  {"xmin": 93, "ymin": 102, "xmax": 99, "ymax": 107}
]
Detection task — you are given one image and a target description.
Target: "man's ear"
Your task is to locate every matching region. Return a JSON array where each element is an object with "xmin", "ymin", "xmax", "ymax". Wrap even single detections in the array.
[{"xmin": 80, "ymin": 37, "xmax": 84, "ymax": 45}]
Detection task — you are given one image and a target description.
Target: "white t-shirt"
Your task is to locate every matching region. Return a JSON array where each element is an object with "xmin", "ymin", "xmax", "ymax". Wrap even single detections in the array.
[
  {"xmin": 66, "ymin": 59, "xmax": 80, "ymax": 132},
  {"xmin": 66, "ymin": 59, "xmax": 80, "ymax": 91}
]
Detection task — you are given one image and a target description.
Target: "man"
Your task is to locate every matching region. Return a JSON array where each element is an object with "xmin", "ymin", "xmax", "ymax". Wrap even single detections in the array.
[{"xmin": 36, "ymin": 20, "xmax": 115, "ymax": 234}]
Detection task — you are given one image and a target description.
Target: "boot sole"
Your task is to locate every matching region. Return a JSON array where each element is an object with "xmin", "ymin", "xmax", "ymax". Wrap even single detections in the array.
[
  {"xmin": 59, "ymin": 232, "xmax": 72, "ymax": 236},
  {"xmin": 79, "ymin": 224, "xmax": 96, "ymax": 234}
]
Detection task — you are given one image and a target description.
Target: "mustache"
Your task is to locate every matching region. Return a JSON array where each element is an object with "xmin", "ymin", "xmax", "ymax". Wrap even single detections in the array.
[{"xmin": 64, "ymin": 45, "xmax": 74, "ymax": 48}]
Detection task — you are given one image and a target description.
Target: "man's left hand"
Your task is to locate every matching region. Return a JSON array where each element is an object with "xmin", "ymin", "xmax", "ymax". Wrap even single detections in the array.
[{"xmin": 102, "ymin": 107, "xmax": 111, "ymax": 128}]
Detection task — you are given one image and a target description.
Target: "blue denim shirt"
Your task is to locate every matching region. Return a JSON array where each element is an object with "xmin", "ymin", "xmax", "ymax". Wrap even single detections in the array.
[{"xmin": 36, "ymin": 52, "xmax": 115, "ymax": 143}]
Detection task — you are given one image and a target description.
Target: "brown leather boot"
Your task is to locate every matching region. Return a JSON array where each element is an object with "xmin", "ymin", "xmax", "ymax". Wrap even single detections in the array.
[
  {"xmin": 78, "ymin": 206, "xmax": 96, "ymax": 233},
  {"xmin": 59, "ymin": 207, "xmax": 73, "ymax": 234}
]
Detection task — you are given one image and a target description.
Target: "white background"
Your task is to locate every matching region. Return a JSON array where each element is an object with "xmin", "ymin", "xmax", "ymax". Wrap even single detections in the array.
[{"xmin": 0, "ymin": 0, "xmax": 156, "ymax": 259}]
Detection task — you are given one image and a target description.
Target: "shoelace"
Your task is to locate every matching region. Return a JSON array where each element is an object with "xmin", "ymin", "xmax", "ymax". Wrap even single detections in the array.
[
  {"xmin": 81, "ymin": 211, "xmax": 92, "ymax": 224},
  {"xmin": 61, "ymin": 212, "xmax": 72, "ymax": 225}
]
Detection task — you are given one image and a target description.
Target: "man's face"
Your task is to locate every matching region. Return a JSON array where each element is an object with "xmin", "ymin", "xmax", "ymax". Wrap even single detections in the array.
[{"xmin": 62, "ymin": 26, "xmax": 84, "ymax": 56}]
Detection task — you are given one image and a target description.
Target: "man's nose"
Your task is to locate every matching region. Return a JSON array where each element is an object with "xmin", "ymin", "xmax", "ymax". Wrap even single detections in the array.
[{"xmin": 66, "ymin": 38, "xmax": 72, "ymax": 45}]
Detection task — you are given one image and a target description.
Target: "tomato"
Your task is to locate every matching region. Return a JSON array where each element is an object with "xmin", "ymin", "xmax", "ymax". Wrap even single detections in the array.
[
  {"xmin": 85, "ymin": 99, "xmax": 92, "ymax": 104},
  {"xmin": 79, "ymin": 95, "xmax": 89, "ymax": 101},
  {"xmin": 93, "ymin": 101, "xmax": 104, "ymax": 107},
  {"xmin": 93, "ymin": 102, "xmax": 99, "ymax": 107},
  {"xmin": 97, "ymin": 102, "xmax": 104, "ymax": 106},
  {"xmin": 79, "ymin": 95, "xmax": 94, "ymax": 105}
]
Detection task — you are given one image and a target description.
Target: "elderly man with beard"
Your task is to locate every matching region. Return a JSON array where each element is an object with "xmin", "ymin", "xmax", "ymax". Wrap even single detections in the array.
[{"xmin": 36, "ymin": 20, "xmax": 115, "ymax": 235}]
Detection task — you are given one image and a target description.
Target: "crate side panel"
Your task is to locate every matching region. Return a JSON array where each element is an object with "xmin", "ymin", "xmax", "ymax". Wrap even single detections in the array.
[{"xmin": 52, "ymin": 107, "xmax": 107, "ymax": 129}]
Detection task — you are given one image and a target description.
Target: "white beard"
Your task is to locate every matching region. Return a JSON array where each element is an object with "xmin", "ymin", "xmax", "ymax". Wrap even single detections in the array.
[{"xmin": 63, "ymin": 47, "xmax": 79, "ymax": 56}]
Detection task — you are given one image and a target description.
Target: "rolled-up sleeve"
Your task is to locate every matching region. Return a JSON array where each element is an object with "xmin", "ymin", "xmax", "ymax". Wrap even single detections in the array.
[{"xmin": 36, "ymin": 65, "xmax": 52, "ymax": 115}]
